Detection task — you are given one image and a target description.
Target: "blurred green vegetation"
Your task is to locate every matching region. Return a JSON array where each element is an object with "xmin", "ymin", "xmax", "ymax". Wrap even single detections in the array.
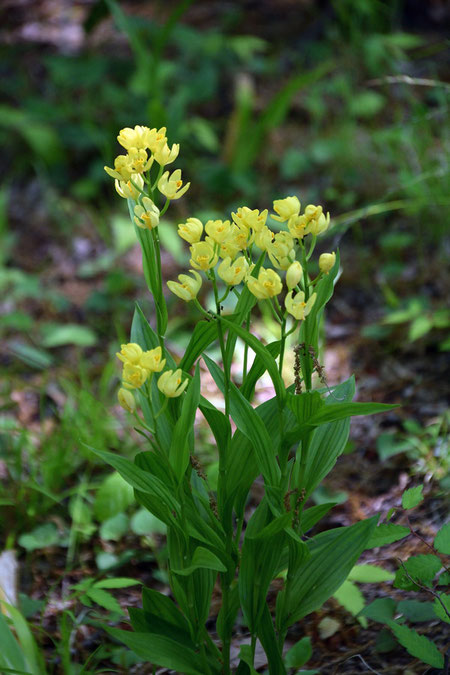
[{"xmin": 0, "ymin": 0, "xmax": 448, "ymax": 669}]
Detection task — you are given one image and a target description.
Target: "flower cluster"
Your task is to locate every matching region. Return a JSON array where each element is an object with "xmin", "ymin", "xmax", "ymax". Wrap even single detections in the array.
[
  {"xmin": 116, "ymin": 342, "xmax": 188, "ymax": 411},
  {"xmin": 169, "ymin": 197, "xmax": 336, "ymax": 323},
  {"xmin": 104, "ymin": 124, "xmax": 190, "ymax": 232}
]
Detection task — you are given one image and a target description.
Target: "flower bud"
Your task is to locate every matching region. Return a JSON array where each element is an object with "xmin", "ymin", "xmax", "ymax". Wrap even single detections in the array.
[
  {"xmin": 286, "ymin": 261, "xmax": 303, "ymax": 290},
  {"xmin": 319, "ymin": 252, "xmax": 336, "ymax": 274},
  {"xmin": 118, "ymin": 387, "xmax": 136, "ymax": 413}
]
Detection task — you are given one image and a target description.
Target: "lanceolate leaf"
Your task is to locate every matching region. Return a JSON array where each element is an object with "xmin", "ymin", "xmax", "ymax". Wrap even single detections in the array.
[
  {"xmin": 179, "ymin": 320, "xmax": 218, "ymax": 372},
  {"xmin": 367, "ymin": 523, "xmax": 410, "ymax": 548},
  {"xmin": 172, "ymin": 546, "xmax": 227, "ymax": 575},
  {"xmin": 169, "ymin": 364, "xmax": 200, "ymax": 482},
  {"xmin": 107, "ymin": 630, "xmax": 207, "ymax": 674},
  {"xmin": 280, "ymin": 517, "xmax": 378, "ymax": 630},
  {"xmin": 240, "ymin": 340, "xmax": 281, "ymax": 401}
]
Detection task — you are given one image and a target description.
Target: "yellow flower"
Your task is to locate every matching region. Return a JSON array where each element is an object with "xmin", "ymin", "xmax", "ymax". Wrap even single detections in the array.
[
  {"xmin": 140, "ymin": 346, "xmax": 166, "ymax": 373},
  {"xmin": 246, "ymin": 268, "xmax": 282, "ymax": 299},
  {"xmin": 267, "ymin": 231, "xmax": 295, "ymax": 270},
  {"xmin": 158, "ymin": 169, "xmax": 190, "ymax": 200},
  {"xmin": 231, "ymin": 207, "xmax": 268, "ymax": 232},
  {"xmin": 146, "ymin": 127, "xmax": 168, "ymax": 153},
  {"xmin": 286, "ymin": 261, "xmax": 303, "ymax": 290},
  {"xmin": 205, "ymin": 219, "xmax": 232, "ymax": 244},
  {"xmin": 117, "ymin": 125, "xmax": 151, "ymax": 150},
  {"xmin": 217, "ymin": 256, "xmax": 249, "ymax": 286},
  {"xmin": 104, "ymin": 155, "xmax": 134, "ymax": 181},
  {"xmin": 319, "ymin": 252, "xmax": 336, "ymax": 274},
  {"xmin": 285, "ymin": 291, "xmax": 317, "ymax": 321},
  {"xmin": 116, "ymin": 342, "xmax": 143, "ymax": 364},
  {"xmin": 272, "ymin": 196, "xmax": 300, "ymax": 223},
  {"xmin": 303, "ymin": 205, "xmax": 330, "ymax": 236},
  {"xmin": 118, "ymin": 387, "xmax": 136, "ymax": 413},
  {"xmin": 134, "ymin": 197, "xmax": 160, "ymax": 230},
  {"xmin": 167, "ymin": 270, "xmax": 202, "ymax": 301},
  {"xmin": 128, "ymin": 148, "xmax": 153, "ymax": 174},
  {"xmin": 153, "ymin": 142, "xmax": 179, "ymax": 166},
  {"xmin": 115, "ymin": 174, "xmax": 144, "ymax": 200},
  {"xmin": 158, "ymin": 369, "xmax": 189, "ymax": 398},
  {"xmin": 122, "ymin": 362, "xmax": 148, "ymax": 389},
  {"xmin": 287, "ymin": 214, "xmax": 308, "ymax": 239},
  {"xmin": 215, "ymin": 236, "xmax": 241, "ymax": 261},
  {"xmin": 253, "ymin": 225, "xmax": 274, "ymax": 251},
  {"xmin": 229, "ymin": 223, "xmax": 252, "ymax": 251},
  {"xmin": 177, "ymin": 217, "xmax": 203, "ymax": 244},
  {"xmin": 190, "ymin": 241, "xmax": 219, "ymax": 271}
]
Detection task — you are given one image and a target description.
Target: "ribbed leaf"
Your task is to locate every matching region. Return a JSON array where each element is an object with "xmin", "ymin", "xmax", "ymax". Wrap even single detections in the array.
[
  {"xmin": 240, "ymin": 340, "xmax": 281, "ymax": 401},
  {"xmin": 107, "ymin": 629, "xmax": 205, "ymax": 674},
  {"xmin": 179, "ymin": 320, "xmax": 218, "ymax": 372},
  {"xmin": 170, "ymin": 364, "xmax": 200, "ymax": 482},
  {"xmin": 172, "ymin": 546, "xmax": 227, "ymax": 575},
  {"xmin": 367, "ymin": 523, "xmax": 410, "ymax": 548}
]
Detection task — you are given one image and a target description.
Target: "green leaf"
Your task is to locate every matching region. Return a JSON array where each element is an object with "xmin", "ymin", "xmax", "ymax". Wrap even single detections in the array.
[
  {"xmin": 387, "ymin": 621, "xmax": 444, "ymax": 668},
  {"xmin": 284, "ymin": 636, "xmax": 312, "ymax": 668},
  {"xmin": 130, "ymin": 508, "xmax": 166, "ymax": 535},
  {"xmin": 95, "ymin": 578, "xmax": 141, "ymax": 589},
  {"xmin": 142, "ymin": 587, "xmax": 191, "ymax": 634},
  {"xmin": 333, "ymin": 580, "xmax": 367, "ymax": 626},
  {"xmin": 348, "ymin": 564, "xmax": 394, "ymax": 583},
  {"xmin": 401, "ymin": 485, "xmax": 423, "ymax": 510},
  {"xmin": 403, "ymin": 554, "xmax": 442, "ymax": 585},
  {"xmin": 240, "ymin": 340, "xmax": 281, "ymax": 401},
  {"xmin": 86, "ymin": 446, "xmax": 180, "ymax": 526},
  {"xmin": 99, "ymin": 513, "xmax": 129, "ymax": 541},
  {"xmin": 0, "ymin": 612, "xmax": 27, "ymax": 673},
  {"xmin": 433, "ymin": 594, "xmax": 450, "ymax": 624},
  {"xmin": 367, "ymin": 523, "xmax": 410, "ymax": 548},
  {"xmin": 300, "ymin": 503, "xmax": 335, "ymax": 533},
  {"xmin": 397, "ymin": 600, "xmax": 437, "ymax": 623},
  {"xmin": 86, "ymin": 588, "xmax": 122, "ymax": 614},
  {"xmin": 258, "ymin": 603, "xmax": 287, "ymax": 675},
  {"xmin": 219, "ymin": 316, "xmax": 286, "ymax": 403},
  {"xmin": 434, "ymin": 522, "xmax": 450, "ymax": 554},
  {"xmin": 408, "ymin": 315, "xmax": 433, "ymax": 341},
  {"xmin": 107, "ymin": 630, "xmax": 204, "ymax": 674},
  {"xmin": 40, "ymin": 324, "xmax": 97, "ymax": 348},
  {"xmin": 172, "ymin": 546, "xmax": 227, "ymax": 576},
  {"xmin": 307, "ymin": 401, "xmax": 398, "ymax": 426},
  {"xmin": 179, "ymin": 320, "xmax": 218, "ymax": 372},
  {"xmin": 169, "ymin": 363, "xmax": 200, "ymax": 482},
  {"xmin": 18, "ymin": 523, "xmax": 60, "ymax": 552},
  {"xmin": 203, "ymin": 354, "xmax": 280, "ymax": 485},
  {"xmin": 360, "ymin": 598, "xmax": 396, "ymax": 623},
  {"xmin": 94, "ymin": 472, "xmax": 134, "ymax": 522},
  {"xmin": 0, "ymin": 602, "xmax": 46, "ymax": 675},
  {"xmin": 7, "ymin": 341, "xmax": 53, "ymax": 369}
]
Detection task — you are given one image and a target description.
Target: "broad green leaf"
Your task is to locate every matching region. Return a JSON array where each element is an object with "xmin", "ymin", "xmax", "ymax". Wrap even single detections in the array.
[
  {"xmin": 236, "ymin": 645, "xmax": 258, "ymax": 675},
  {"xmin": 130, "ymin": 508, "xmax": 166, "ymax": 536},
  {"xmin": 179, "ymin": 320, "xmax": 218, "ymax": 371},
  {"xmin": 307, "ymin": 401, "xmax": 398, "ymax": 426},
  {"xmin": 99, "ymin": 513, "xmax": 129, "ymax": 541},
  {"xmin": 107, "ymin": 629, "xmax": 204, "ymax": 674},
  {"xmin": 40, "ymin": 324, "xmax": 97, "ymax": 348},
  {"xmin": 387, "ymin": 621, "xmax": 444, "ymax": 668},
  {"xmin": 204, "ymin": 354, "xmax": 280, "ymax": 485},
  {"xmin": 7, "ymin": 341, "xmax": 53, "ymax": 369},
  {"xmin": 433, "ymin": 595, "xmax": 450, "ymax": 624},
  {"xmin": 240, "ymin": 340, "xmax": 281, "ymax": 401},
  {"xmin": 172, "ymin": 546, "xmax": 226, "ymax": 576},
  {"xmin": 199, "ymin": 397, "xmax": 231, "ymax": 452},
  {"xmin": 300, "ymin": 503, "xmax": 335, "ymax": 533},
  {"xmin": 94, "ymin": 472, "xmax": 134, "ymax": 521},
  {"xmin": 284, "ymin": 636, "xmax": 312, "ymax": 668},
  {"xmin": 258, "ymin": 602, "xmax": 287, "ymax": 675},
  {"xmin": 86, "ymin": 446, "xmax": 180, "ymax": 525},
  {"xmin": 360, "ymin": 598, "xmax": 396, "ymax": 623},
  {"xmin": 367, "ymin": 523, "xmax": 410, "ymax": 548},
  {"xmin": 401, "ymin": 485, "xmax": 423, "ymax": 510},
  {"xmin": 333, "ymin": 580, "xmax": 367, "ymax": 626},
  {"xmin": 397, "ymin": 600, "xmax": 437, "ymax": 623},
  {"xmin": 18, "ymin": 523, "xmax": 60, "ymax": 552},
  {"xmin": 0, "ymin": 611, "xmax": 27, "ymax": 672},
  {"xmin": 280, "ymin": 517, "xmax": 377, "ymax": 630},
  {"xmin": 434, "ymin": 522, "xmax": 450, "ymax": 554},
  {"xmin": 403, "ymin": 554, "xmax": 442, "ymax": 584},
  {"xmin": 348, "ymin": 564, "xmax": 394, "ymax": 583},
  {"xmin": 0, "ymin": 602, "xmax": 46, "ymax": 675},
  {"xmin": 142, "ymin": 587, "xmax": 191, "ymax": 634},
  {"xmin": 287, "ymin": 391, "xmax": 323, "ymax": 425},
  {"xmin": 129, "ymin": 607, "xmax": 194, "ymax": 648},
  {"xmin": 220, "ymin": 316, "xmax": 286, "ymax": 402}
]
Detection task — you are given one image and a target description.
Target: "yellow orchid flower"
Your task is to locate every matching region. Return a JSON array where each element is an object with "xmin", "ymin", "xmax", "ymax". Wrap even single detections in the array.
[
  {"xmin": 246, "ymin": 268, "xmax": 282, "ymax": 300},
  {"xmin": 134, "ymin": 197, "xmax": 160, "ymax": 230},
  {"xmin": 116, "ymin": 343, "xmax": 143, "ymax": 365},
  {"xmin": 140, "ymin": 346, "xmax": 166, "ymax": 373},
  {"xmin": 158, "ymin": 169, "xmax": 190, "ymax": 200},
  {"xmin": 118, "ymin": 387, "xmax": 136, "ymax": 413},
  {"xmin": 272, "ymin": 196, "xmax": 300, "ymax": 223},
  {"xmin": 157, "ymin": 369, "xmax": 189, "ymax": 398},
  {"xmin": 285, "ymin": 291, "xmax": 317, "ymax": 321},
  {"xmin": 217, "ymin": 256, "xmax": 249, "ymax": 286},
  {"xmin": 189, "ymin": 241, "xmax": 219, "ymax": 271},
  {"xmin": 177, "ymin": 217, "xmax": 203, "ymax": 244},
  {"xmin": 205, "ymin": 219, "xmax": 232, "ymax": 244},
  {"xmin": 167, "ymin": 270, "xmax": 202, "ymax": 301},
  {"xmin": 122, "ymin": 362, "xmax": 148, "ymax": 389}
]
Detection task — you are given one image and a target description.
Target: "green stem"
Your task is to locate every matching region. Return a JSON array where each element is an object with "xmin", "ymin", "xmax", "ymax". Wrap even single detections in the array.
[
  {"xmin": 243, "ymin": 312, "xmax": 250, "ymax": 380},
  {"xmin": 278, "ymin": 315, "xmax": 287, "ymax": 376}
]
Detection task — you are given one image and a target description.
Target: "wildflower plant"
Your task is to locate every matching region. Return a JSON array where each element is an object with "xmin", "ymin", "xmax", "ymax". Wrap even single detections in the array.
[{"xmin": 96, "ymin": 124, "xmax": 401, "ymax": 673}]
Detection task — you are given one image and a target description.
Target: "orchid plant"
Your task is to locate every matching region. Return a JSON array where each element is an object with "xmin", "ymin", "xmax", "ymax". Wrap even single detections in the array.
[{"xmin": 96, "ymin": 124, "xmax": 398, "ymax": 674}]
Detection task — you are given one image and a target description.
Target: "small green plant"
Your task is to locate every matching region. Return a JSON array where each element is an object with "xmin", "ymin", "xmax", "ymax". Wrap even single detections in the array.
[
  {"xmin": 360, "ymin": 485, "xmax": 448, "ymax": 670},
  {"xmin": 94, "ymin": 123, "xmax": 408, "ymax": 673}
]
